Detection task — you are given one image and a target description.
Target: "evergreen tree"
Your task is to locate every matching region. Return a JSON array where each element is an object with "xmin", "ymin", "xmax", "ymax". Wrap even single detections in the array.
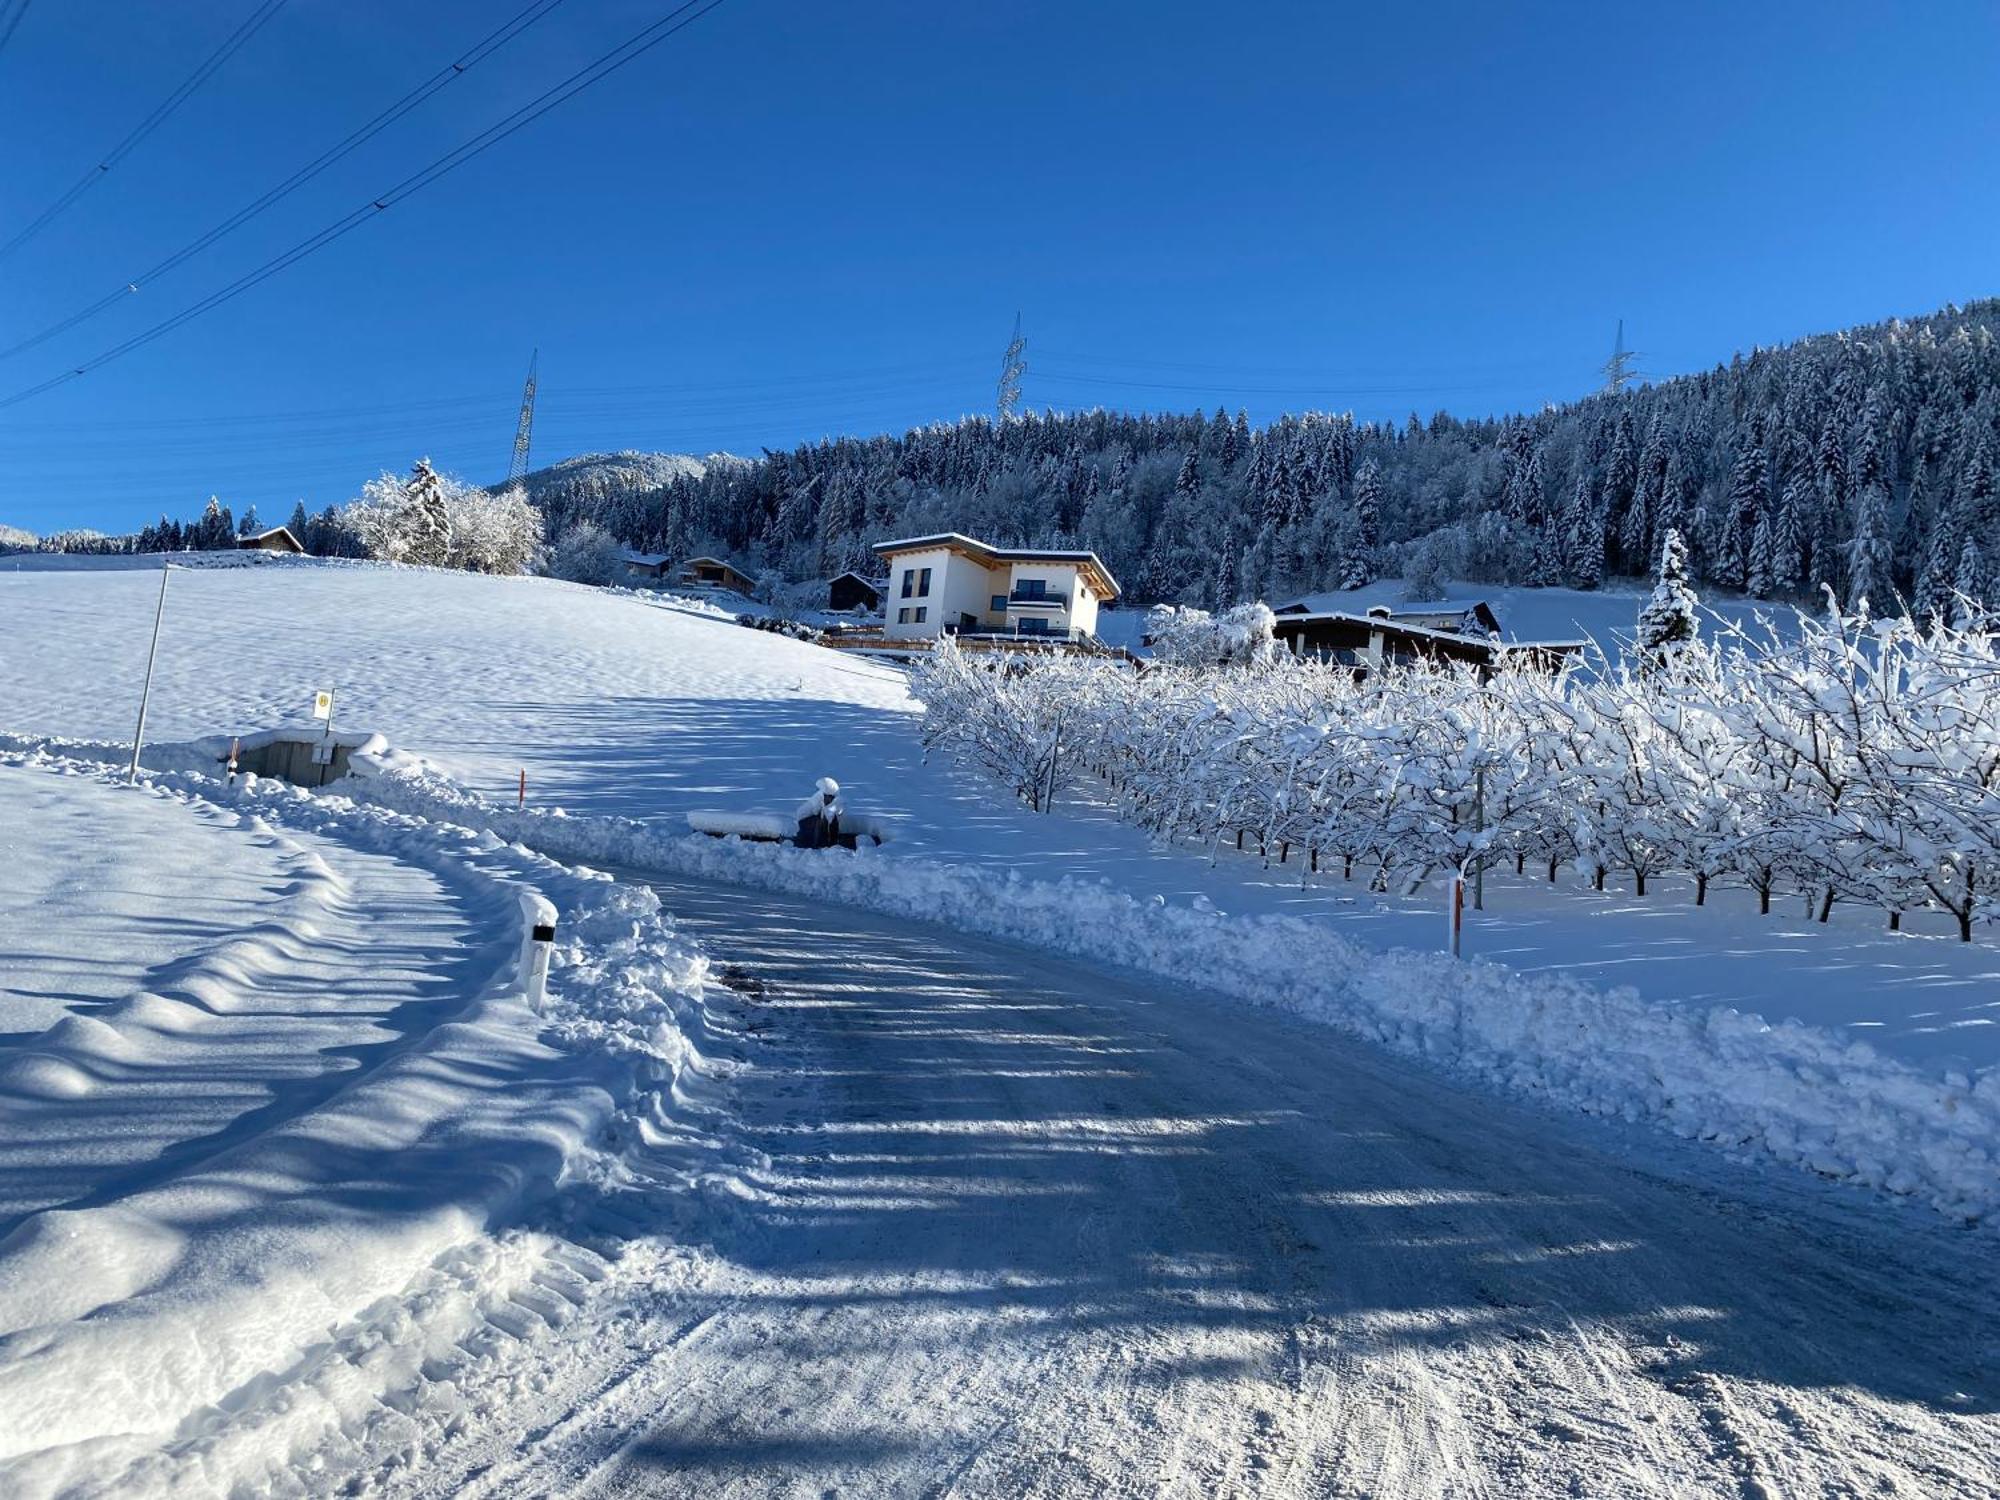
[
  {"xmin": 1638, "ymin": 528, "xmax": 1699, "ymax": 668},
  {"xmin": 1561, "ymin": 469, "xmax": 1603, "ymax": 588},
  {"xmin": 237, "ymin": 505, "xmax": 260, "ymax": 538},
  {"xmin": 402, "ymin": 459, "xmax": 453, "ymax": 567},
  {"xmin": 287, "ymin": 500, "xmax": 309, "ymax": 544},
  {"xmin": 1953, "ymin": 537, "xmax": 1987, "ymax": 624},
  {"xmin": 1844, "ymin": 479, "xmax": 1894, "ymax": 610},
  {"xmin": 1351, "ymin": 458, "xmax": 1382, "ymax": 556}
]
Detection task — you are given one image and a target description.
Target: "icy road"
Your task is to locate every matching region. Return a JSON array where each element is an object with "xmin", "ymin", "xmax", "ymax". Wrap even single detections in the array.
[{"xmin": 378, "ymin": 874, "xmax": 1998, "ymax": 1499}]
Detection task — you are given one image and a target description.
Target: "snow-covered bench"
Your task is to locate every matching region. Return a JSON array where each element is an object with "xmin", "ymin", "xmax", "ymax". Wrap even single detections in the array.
[{"xmin": 687, "ymin": 777, "xmax": 888, "ymax": 850}]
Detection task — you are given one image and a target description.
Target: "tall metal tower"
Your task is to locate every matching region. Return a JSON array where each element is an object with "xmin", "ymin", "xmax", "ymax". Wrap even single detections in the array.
[
  {"xmin": 506, "ymin": 348, "xmax": 539, "ymax": 485},
  {"xmin": 995, "ymin": 313, "xmax": 1026, "ymax": 422},
  {"xmin": 1600, "ymin": 320, "xmax": 1641, "ymax": 394}
]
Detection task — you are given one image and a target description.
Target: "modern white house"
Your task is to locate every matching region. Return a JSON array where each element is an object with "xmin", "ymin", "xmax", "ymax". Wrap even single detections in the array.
[{"xmin": 872, "ymin": 533, "xmax": 1121, "ymax": 644}]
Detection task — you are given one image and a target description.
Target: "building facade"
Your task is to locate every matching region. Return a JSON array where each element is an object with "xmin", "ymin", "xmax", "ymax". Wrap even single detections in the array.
[{"xmin": 873, "ymin": 533, "xmax": 1120, "ymax": 644}]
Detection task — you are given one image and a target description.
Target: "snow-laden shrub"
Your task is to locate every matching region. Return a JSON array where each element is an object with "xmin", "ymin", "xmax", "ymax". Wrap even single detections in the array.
[
  {"xmin": 343, "ymin": 460, "xmax": 540, "ymax": 575},
  {"xmin": 1145, "ymin": 602, "xmax": 1278, "ymax": 667},
  {"xmin": 547, "ymin": 520, "xmax": 628, "ymax": 586}
]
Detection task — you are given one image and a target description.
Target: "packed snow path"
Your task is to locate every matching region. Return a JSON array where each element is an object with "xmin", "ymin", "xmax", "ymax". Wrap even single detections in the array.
[{"xmin": 366, "ymin": 875, "xmax": 2000, "ymax": 1499}]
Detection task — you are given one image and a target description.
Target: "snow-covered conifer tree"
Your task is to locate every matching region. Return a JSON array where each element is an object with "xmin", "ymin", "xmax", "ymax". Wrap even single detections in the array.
[{"xmin": 1638, "ymin": 528, "xmax": 1699, "ymax": 668}]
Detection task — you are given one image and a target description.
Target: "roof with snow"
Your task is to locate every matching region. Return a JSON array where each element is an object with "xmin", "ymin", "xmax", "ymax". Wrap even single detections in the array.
[
  {"xmin": 236, "ymin": 526, "xmax": 304, "ymax": 553},
  {"xmin": 872, "ymin": 532, "xmax": 1120, "ymax": 600}
]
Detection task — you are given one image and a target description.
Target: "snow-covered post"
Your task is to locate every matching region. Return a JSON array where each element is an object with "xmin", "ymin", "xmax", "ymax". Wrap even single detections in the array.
[
  {"xmin": 227, "ymin": 736, "xmax": 241, "ymax": 785},
  {"xmin": 127, "ymin": 558, "xmax": 171, "ymax": 784},
  {"xmin": 517, "ymin": 890, "xmax": 556, "ymax": 1005},
  {"xmin": 1446, "ymin": 863, "xmax": 1465, "ymax": 958}
]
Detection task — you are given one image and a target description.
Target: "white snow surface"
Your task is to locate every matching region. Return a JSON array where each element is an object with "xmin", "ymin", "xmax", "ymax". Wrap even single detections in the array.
[
  {"xmin": 0, "ymin": 559, "xmax": 1994, "ymax": 1217},
  {"xmin": 0, "ymin": 750, "xmax": 731, "ymax": 1494},
  {"xmin": 1, "ymin": 561, "xmax": 1998, "ymax": 1494}
]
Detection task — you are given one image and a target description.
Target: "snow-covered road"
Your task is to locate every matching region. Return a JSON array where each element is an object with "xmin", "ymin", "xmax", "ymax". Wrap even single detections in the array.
[{"xmin": 358, "ymin": 874, "xmax": 2000, "ymax": 1499}]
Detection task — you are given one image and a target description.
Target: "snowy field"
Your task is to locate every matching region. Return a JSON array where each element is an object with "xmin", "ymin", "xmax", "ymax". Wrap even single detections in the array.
[
  {"xmin": 0, "ymin": 556, "xmax": 1993, "ymax": 1080},
  {"xmin": 1, "ymin": 556, "xmax": 1996, "ymax": 1493}
]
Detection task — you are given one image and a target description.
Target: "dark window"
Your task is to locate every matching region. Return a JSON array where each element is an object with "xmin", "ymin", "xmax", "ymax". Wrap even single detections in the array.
[
  {"xmin": 900, "ymin": 570, "xmax": 916, "ymax": 598},
  {"xmin": 917, "ymin": 567, "xmax": 932, "ymax": 595},
  {"xmin": 991, "ymin": 594, "xmax": 1008, "ymax": 613},
  {"xmin": 1020, "ymin": 616, "xmax": 1049, "ymax": 634},
  {"xmin": 897, "ymin": 607, "xmax": 912, "ymax": 624},
  {"xmin": 1016, "ymin": 577, "xmax": 1048, "ymax": 599},
  {"xmin": 914, "ymin": 606, "xmax": 928, "ymax": 623}
]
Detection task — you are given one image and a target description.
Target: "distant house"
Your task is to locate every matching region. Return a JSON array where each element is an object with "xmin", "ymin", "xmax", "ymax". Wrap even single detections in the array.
[
  {"xmin": 1268, "ymin": 598, "xmax": 1583, "ymax": 675},
  {"xmin": 674, "ymin": 556, "xmax": 759, "ymax": 594},
  {"xmin": 827, "ymin": 571, "xmax": 887, "ymax": 613},
  {"xmin": 873, "ymin": 532, "xmax": 1121, "ymax": 645},
  {"xmin": 622, "ymin": 550, "xmax": 672, "ymax": 581},
  {"xmin": 236, "ymin": 526, "xmax": 304, "ymax": 555}
]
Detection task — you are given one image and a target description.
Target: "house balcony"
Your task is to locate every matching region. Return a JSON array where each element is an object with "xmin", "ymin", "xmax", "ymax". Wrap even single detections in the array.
[{"xmin": 1003, "ymin": 591, "xmax": 1069, "ymax": 611}]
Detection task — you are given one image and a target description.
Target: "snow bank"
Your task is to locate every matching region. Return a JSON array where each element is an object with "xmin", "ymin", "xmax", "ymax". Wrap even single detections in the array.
[
  {"xmin": 324, "ymin": 759, "xmax": 2000, "ymax": 1225},
  {"xmin": 0, "ymin": 750, "xmax": 729, "ymax": 1491}
]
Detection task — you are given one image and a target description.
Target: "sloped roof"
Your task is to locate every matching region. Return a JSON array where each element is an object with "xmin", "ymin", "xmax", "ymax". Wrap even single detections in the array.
[{"xmin": 872, "ymin": 532, "xmax": 1120, "ymax": 600}]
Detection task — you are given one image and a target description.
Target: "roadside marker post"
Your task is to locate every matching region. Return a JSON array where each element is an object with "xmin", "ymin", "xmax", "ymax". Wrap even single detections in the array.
[
  {"xmin": 227, "ymin": 736, "xmax": 241, "ymax": 785},
  {"xmin": 518, "ymin": 890, "xmax": 557, "ymax": 1005},
  {"xmin": 518, "ymin": 768, "xmax": 527, "ymax": 810}
]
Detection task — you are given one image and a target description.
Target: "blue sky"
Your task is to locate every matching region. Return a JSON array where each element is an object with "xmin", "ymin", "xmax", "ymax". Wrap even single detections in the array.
[{"xmin": 2, "ymin": 1, "xmax": 1996, "ymax": 534}]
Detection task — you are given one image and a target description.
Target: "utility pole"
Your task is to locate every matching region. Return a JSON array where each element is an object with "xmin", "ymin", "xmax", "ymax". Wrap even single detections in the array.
[
  {"xmin": 128, "ymin": 556, "xmax": 170, "ymax": 784},
  {"xmin": 996, "ymin": 313, "xmax": 1026, "ymax": 423},
  {"xmin": 506, "ymin": 348, "xmax": 539, "ymax": 485},
  {"xmin": 1600, "ymin": 319, "xmax": 1641, "ymax": 394}
]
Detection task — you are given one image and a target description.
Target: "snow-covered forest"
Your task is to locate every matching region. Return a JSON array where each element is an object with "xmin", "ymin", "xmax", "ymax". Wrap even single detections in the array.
[
  {"xmin": 530, "ymin": 299, "xmax": 2000, "ymax": 617},
  {"xmin": 913, "ymin": 562, "xmax": 2000, "ymax": 942},
  {"xmin": 15, "ymin": 299, "xmax": 1999, "ymax": 616}
]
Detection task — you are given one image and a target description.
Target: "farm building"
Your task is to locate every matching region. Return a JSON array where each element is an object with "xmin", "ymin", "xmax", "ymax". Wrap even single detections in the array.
[
  {"xmin": 674, "ymin": 556, "xmax": 759, "ymax": 593},
  {"xmin": 1269, "ymin": 599, "xmax": 1584, "ymax": 674},
  {"xmin": 236, "ymin": 526, "xmax": 304, "ymax": 555},
  {"xmin": 828, "ymin": 571, "xmax": 887, "ymax": 613}
]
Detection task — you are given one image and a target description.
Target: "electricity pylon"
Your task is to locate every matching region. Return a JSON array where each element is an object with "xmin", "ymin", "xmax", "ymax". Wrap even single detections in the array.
[
  {"xmin": 996, "ymin": 314, "xmax": 1026, "ymax": 422},
  {"xmin": 507, "ymin": 348, "xmax": 539, "ymax": 484},
  {"xmin": 1601, "ymin": 320, "xmax": 1641, "ymax": 394}
]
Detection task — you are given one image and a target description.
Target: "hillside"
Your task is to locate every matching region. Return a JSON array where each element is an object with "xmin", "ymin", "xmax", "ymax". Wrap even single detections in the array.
[{"xmin": 527, "ymin": 299, "xmax": 2000, "ymax": 620}]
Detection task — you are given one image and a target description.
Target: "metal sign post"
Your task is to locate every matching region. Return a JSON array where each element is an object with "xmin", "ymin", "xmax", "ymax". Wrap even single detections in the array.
[
  {"xmin": 127, "ymin": 559, "xmax": 171, "ymax": 784},
  {"xmin": 311, "ymin": 688, "xmax": 335, "ymax": 786}
]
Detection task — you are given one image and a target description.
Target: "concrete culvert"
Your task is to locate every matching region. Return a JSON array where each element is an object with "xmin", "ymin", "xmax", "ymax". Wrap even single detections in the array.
[{"xmin": 216, "ymin": 729, "xmax": 390, "ymax": 788}]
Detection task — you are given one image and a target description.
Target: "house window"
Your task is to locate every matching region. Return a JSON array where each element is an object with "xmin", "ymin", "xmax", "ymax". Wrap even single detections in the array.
[
  {"xmin": 990, "ymin": 594, "xmax": 1007, "ymax": 613},
  {"xmin": 914, "ymin": 607, "xmax": 928, "ymax": 624},
  {"xmin": 1015, "ymin": 577, "xmax": 1048, "ymax": 599},
  {"xmin": 897, "ymin": 607, "xmax": 912, "ymax": 624},
  {"xmin": 918, "ymin": 567, "xmax": 932, "ymax": 595},
  {"xmin": 900, "ymin": 570, "xmax": 915, "ymax": 598},
  {"xmin": 1019, "ymin": 616, "xmax": 1049, "ymax": 634},
  {"xmin": 899, "ymin": 566, "xmax": 932, "ymax": 598}
]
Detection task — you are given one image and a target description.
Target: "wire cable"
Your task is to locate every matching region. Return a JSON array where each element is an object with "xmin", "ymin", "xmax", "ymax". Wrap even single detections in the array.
[
  {"xmin": 0, "ymin": 0, "xmax": 288, "ymax": 261},
  {"xmin": 0, "ymin": 0, "xmax": 730, "ymax": 412},
  {"xmin": 0, "ymin": 0, "xmax": 32, "ymax": 57},
  {"xmin": 0, "ymin": 0, "xmax": 570, "ymax": 362}
]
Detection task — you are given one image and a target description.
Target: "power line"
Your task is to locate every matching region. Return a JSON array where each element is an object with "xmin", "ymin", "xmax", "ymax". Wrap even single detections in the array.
[
  {"xmin": 0, "ymin": 0, "xmax": 570, "ymax": 363},
  {"xmin": 0, "ymin": 0, "xmax": 288, "ymax": 262},
  {"xmin": 0, "ymin": 0, "xmax": 32, "ymax": 56},
  {"xmin": 0, "ymin": 0, "xmax": 731, "ymax": 413}
]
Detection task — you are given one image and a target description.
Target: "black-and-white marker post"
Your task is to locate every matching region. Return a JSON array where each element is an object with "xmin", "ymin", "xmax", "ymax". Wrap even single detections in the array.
[
  {"xmin": 518, "ymin": 890, "xmax": 557, "ymax": 1005},
  {"xmin": 311, "ymin": 687, "xmax": 335, "ymax": 787}
]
